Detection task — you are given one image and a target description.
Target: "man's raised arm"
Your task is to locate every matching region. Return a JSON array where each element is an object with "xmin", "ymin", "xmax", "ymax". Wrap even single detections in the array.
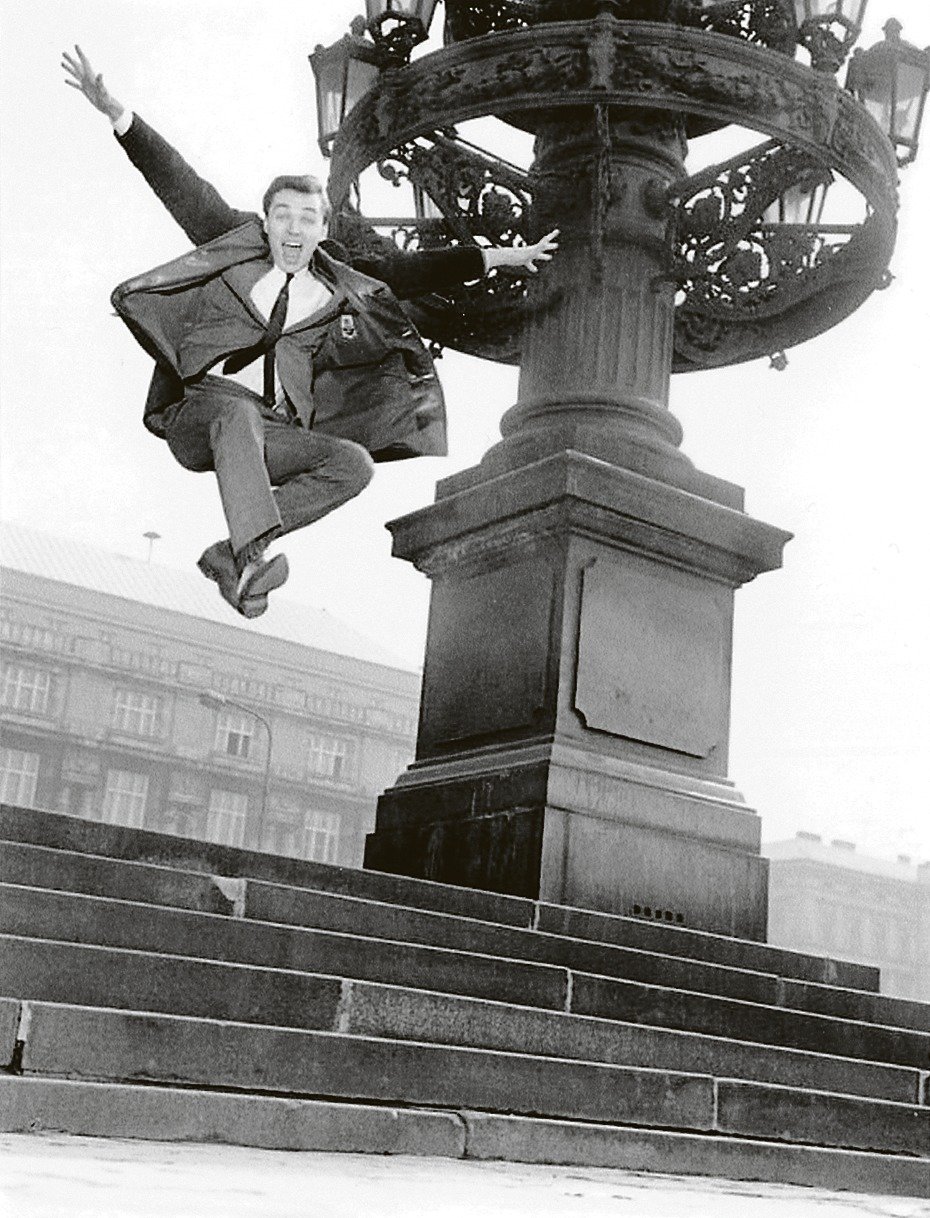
[
  {"xmin": 62, "ymin": 45, "xmax": 251, "ymax": 246},
  {"xmin": 350, "ymin": 230, "xmax": 561, "ymax": 300}
]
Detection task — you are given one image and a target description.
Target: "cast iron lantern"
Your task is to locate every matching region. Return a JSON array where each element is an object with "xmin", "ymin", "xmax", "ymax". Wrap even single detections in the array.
[
  {"xmin": 794, "ymin": 0, "xmax": 868, "ymax": 72},
  {"xmin": 847, "ymin": 19, "xmax": 930, "ymax": 165},
  {"xmin": 365, "ymin": 0, "xmax": 439, "ymax": 61},
  {"xmin": 310, "ymin": 32, "xmax": 382, "ymax": 157}
]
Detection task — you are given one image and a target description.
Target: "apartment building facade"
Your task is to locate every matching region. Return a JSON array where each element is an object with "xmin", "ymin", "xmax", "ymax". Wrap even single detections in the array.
[
  {"xmin": 765, "ymin": 832, "xmax": 930, "ymax": 1002},
  {"xmin": 0, "ymin": 525, "xmax": 419, "ymax": 867}
]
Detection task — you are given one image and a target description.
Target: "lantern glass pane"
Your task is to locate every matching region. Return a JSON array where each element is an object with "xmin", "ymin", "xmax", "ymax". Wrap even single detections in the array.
[
  {"xmin": 892, "ymin": 60, "xmax": 929, "ymax": 141},
  {"xmin": 367, "ymin": 0, "xmax": 410, "ymax": 15},
  {"xmin": 762, "ymin": 182, "xmax": 824, "ymax": 225},
  {"xmin": 367, "ymin": 0, "xmax": 438, "ymax": 26},
  {"xmin": 859, "ymin": 90, "xmax": 891, "ymax": 133},
  {"xmin": 312, "ymin": 51, "xmax": 347, "ymax": 143},
  {"xmin": 854, "ymin": 59, "xmax": 896, "ymax": 134},
  {"xmin": 797, "ymin": 0, "xmax": 864, "ymax": 21},
  {"xmin": 344, "ymin": 56, "xmax": 380, "ymax": 118}
]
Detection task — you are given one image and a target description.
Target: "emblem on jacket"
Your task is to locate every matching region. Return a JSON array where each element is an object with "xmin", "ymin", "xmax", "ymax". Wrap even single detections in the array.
[{"xmin": 340, "ymin": 314, "xmax": 357, "ymax": 340}]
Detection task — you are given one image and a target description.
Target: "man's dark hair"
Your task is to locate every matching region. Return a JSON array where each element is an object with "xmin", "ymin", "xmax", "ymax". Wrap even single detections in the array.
[{"xmin": 262, "ymin": 174, "xmax": 330, "ymax": 219}]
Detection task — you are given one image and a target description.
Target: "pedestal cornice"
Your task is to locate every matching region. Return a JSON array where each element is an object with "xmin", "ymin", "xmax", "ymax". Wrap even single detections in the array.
[{"xmin": 389, "ymin": 451, "xmax": 792, "ymax": 587}]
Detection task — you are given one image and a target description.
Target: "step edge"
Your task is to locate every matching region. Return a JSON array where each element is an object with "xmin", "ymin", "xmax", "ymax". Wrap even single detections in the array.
[
  {"xmin": 1, "ymin": 881, "xmax": 920, "ymax": 1030},
  {"xmin": 11, "ymin": 997, "xmax": 929, "ymax": 1104}
]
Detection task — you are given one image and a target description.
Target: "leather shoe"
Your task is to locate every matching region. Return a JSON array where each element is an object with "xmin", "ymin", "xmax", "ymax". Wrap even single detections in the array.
[{"xmin": 198, "ymin": 541, "xmax": 272, "ymax": 618}]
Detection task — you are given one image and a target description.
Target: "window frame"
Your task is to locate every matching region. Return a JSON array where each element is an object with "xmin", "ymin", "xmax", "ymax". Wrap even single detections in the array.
[
  {"xmin": 205, "ymin": 787, "xmax": 250, "ymax": 848},
  {"xmin": 111, "ymin": 687, "xmax": 162, "ymax": 738},
  {"xmin": 0, "ymin": 746, "xmax": 40, "ymax": 805},
  {"xmin": 0, "ymin": 662, "xmax": 51, "ymax": 715},
  {"xmin": 101, "ymin": 768, "xmax": 149, "ymax": 828}
]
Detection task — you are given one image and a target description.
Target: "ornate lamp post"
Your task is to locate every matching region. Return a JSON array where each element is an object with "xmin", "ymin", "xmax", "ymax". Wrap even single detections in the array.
[{"xmin": 313, "ymin": 1, "xmax": 927, "ymax": 935}]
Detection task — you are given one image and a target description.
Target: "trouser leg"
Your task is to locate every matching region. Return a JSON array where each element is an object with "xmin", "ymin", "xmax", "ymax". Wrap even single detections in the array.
[
  {"xmin": 165, "ymin": 377, "xmax": 375, "ymax": 555},
  {"xmin": 263, "ymin": 415, "xmax": 375, "ymax": 537},
  {"xmin": 165, "ymin": 379, "xmax": 281, "ymax": 557}
]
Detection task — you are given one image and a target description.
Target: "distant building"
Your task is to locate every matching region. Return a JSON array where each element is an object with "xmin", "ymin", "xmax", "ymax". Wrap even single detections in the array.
[
  {"xmin": 765, "ymin": 832, "xmax": 930, "ymax": 1002},
  {"xmin": 0, "ymin": 524, "xmax": 419, "ymax": 866}
]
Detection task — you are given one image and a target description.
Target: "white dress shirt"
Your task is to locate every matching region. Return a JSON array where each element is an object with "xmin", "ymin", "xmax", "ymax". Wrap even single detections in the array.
[{"xmin": 222, "ymin": 265, "xmax": 333, "ymax": 404}]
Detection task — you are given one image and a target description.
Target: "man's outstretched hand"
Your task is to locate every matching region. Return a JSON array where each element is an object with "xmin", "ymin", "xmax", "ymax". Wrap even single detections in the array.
[
  {"xmin": 62, "ymin": 46, "xmax": 124, "ymax": 122},
  {"xmin": 483, "ymin": 229, "xmax": 560, "ymax": 275}
]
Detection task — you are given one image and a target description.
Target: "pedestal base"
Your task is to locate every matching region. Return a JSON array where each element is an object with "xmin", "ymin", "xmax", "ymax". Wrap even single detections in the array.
[
  {"xmin": 366, "ymin": 740, "xmax": 768, "ymax": 939},
  {"xmin": 365, "ymin": 451, "xmax": 790, "ymax": 940}
]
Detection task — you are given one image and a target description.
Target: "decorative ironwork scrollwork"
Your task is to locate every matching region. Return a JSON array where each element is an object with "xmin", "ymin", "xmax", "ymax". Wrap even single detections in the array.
[
  {"xmin": 444, "ymin": 0, "xmax": 536, "ymax": 42},
  {"xmin": 673, "ymin": 139, "xmax": 847, "ymax": 315},
  {"xmin": 444, "ymin": 0, "xmax": 797, "ymax": 55},
  {"xmin": 376, "ymin": 130, "xmax": 533, "ymax": 247},
  {"xmin": 680, "ymin": 0, "xmax": 796, "ymax": 55}
]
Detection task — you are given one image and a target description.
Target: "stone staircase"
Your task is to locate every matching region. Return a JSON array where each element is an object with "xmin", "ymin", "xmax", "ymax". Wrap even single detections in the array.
[{"xmin": 0, "ymin": 804, "xmax": 927, "ymax": 1197}]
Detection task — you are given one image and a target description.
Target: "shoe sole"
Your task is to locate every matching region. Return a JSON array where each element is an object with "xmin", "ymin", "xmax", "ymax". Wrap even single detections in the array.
[
  {"xmin": 239, "ymin": 553, "xmax": 289, "ymax": 599},
  {"xmin": 198, "ymin": 550, "xmax": 267, "ymax": 618}
]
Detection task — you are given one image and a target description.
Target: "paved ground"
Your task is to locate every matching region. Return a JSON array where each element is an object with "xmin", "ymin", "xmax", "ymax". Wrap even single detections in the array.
[{"xmin": 1, "ymin": 1135, "xmax": 928, "ymax": 1218}]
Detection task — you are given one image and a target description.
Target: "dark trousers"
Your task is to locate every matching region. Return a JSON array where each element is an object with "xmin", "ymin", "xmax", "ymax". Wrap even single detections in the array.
[{"xmin": 164, "ymin": 377, "xmax": 375, "ymax": 557}]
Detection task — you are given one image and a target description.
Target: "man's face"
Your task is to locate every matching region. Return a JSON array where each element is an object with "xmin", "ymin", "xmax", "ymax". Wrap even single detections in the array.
[{"xmin": 264, "ymin": 189, "xmax": 328, "ymax": 272}]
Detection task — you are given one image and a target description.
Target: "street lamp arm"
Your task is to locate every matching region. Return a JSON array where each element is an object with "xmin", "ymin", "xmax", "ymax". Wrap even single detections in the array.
[
  {"xmin": 199, "ymin": 690, "xmax": 272, "ymax": 738},
  {"xmin": 199, "ymin": 690, "xmax": 273, "ymax": 852}
]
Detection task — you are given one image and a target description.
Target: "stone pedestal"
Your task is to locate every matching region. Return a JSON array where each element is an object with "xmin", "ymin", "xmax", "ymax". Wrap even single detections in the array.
[
  {"xmin": 366, "ymin": 109, "xmax": 791, "ymax": 938},
  {"xmin": 365, "ymin": 452, "xmax": 790, "ymax": 938}
]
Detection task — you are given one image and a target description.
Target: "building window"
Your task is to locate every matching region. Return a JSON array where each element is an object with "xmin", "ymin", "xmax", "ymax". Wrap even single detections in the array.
[
  {"xmin": 301, "ymin": 809, "xmax": 340, "ymax": 863},
  {"xmin": 266, "ymin": 806, "xmax": 300, "ymax": 857},
  {"xmin": 206, "ymin": 788, "xmax": 248, "ymax": 848},
  {"xmin": 1, "ymin": 662, "xmax": 51, "ymax": 715},
  {"xmin": 161, "ymin": 803, "xmax": 204, "ymax": 841},
  {"xmin": 214, "ymin": 710, "xmax": 254, "ymax": 760},
  {"xmin": 101, "ymin": 769, "xmax": 149, "ymax": 828},
  {"xmin": 307, "ymin": 733, "xmax": 355, "ymax": 783},
  {"xmin": 0, "ymin": 747, "xmax": 40, "ymax": 805},
  {"xmin": 112, "ymin": 688, "xmax": 162, "ymax": 738}
]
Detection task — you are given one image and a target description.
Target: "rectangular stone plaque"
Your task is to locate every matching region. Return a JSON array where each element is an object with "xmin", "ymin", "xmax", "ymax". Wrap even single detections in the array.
[{"xmin": 574, "ymin": 557, "xmax": 727, "ymax": 757}]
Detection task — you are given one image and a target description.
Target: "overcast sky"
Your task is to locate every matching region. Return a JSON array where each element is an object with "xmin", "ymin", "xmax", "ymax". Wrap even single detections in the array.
[{"xmin": 1, "ymin": 0, "xmax": 928, "ymax": 860}]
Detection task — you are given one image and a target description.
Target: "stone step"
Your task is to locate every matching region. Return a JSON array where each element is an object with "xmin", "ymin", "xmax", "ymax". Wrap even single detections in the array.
[
  {"xmin": 3, "ymin": 1000, "xmax": 928, "ymax": 1158},
  {"xmin": 5, "ymin": 947, "xmax": 919, "ymax": 1106},
  {"xmin": 3, "ymin": 1077, "xmax": 927, "ymax": 1197},
  {"xmin": 241, "ymin": 875, "xmax": 928, "ymax": 1032},
  {"xmin": 0, "ymin": 879, "xmax": 924, "ymax": 1041},
  {"xmin": 336, "ymin": 982, "xmax": 925, "ymax": 1104},
  {"xmin": 3, "ymin": 927, "xmax": 928, "ymax": 1071},
  {"xmin": 0, "ymin": 806, "xmax": 878, "ymax": 992}
]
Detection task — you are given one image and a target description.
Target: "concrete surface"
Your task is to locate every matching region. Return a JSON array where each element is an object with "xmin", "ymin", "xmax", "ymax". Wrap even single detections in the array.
[{"xmin": 1, "ymin": 1134, "xmax": 928, "ymax": 1218}]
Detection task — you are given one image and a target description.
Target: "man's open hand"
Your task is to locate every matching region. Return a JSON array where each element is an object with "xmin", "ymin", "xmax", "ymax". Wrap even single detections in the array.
[
  {"xmin": 483, "ymin": 229, "xmax": 560, "ymax": 275},
  {"xmin": 62, "ymin": 46, "xmax": 124, "ymax": 122}
]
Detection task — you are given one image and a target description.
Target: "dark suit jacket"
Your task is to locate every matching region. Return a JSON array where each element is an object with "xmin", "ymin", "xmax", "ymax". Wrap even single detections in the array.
[{"xmin": 111, "ymin": 117, "xmax": 485, "ymax": 460}]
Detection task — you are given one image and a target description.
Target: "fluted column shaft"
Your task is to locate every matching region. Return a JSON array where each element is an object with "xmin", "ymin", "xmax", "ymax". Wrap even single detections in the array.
[{"xmin": 492, "ymin": 109, "xmax": 693, "ymax": 486}]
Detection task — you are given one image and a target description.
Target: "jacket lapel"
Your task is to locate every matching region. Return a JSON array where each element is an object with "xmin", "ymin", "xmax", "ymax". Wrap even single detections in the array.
[{"xmin": 222, "ymin": 262, "xmax": 273, "ymax": 325}]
